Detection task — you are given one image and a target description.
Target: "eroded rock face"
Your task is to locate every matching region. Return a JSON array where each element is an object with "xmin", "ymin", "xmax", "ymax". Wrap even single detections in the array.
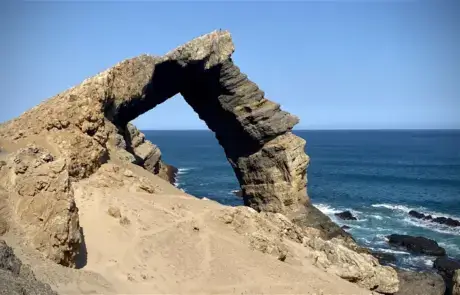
[{"xmin": 0, "ymin": 145, "xmax": 81, "ymax": 267}]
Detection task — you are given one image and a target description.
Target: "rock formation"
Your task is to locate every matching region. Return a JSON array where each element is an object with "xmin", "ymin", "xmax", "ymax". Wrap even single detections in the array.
[
  {"xmin": 0, "ymin": 30, "xmax": 307, "ymax": 217},
  {"xmin": 0, "ymin": 240, "xmax": 57, "ymax": 295},
  {"xmin": 218, "ymin": 206, "xmax": 399, "ymax": 293},
  {"xmin": 0, "ymin": 30, "xmax": 316, "ymax": 266},
  {"xmin": 409, "ymin": 210, "xmax": 460, "ymax": 227},
  {"xmin": 387, "ymin": 234, "xmax": 446, "ymax": 256},
  {"xmin": 0, "ymin": 30, "xmax": 391, "ymax": 294}
]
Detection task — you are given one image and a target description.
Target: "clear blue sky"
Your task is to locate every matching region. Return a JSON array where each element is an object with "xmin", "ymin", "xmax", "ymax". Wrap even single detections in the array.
[{"xmin": 1, "ymin": 0, "xmax": 459, "ymax": 130}]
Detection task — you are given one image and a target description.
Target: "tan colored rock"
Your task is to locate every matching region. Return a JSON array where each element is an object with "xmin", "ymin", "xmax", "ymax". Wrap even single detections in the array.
[
  {"xmin": 305, "ymin": 237, "xmax": 398, "ymax": 293},
  {"xmin": 454, "ymin": 269, "xmax": 460, "ymax": 295},
  {"xmin": 217, "ymin": 206, "xmax": 399, "ymax": 293},
  {"xmin": 107, "ymin": 206, "xmax": 122, "ymax": 219},
  {"xmin": 0, "ymin": 145, "xmax": 81, "ymax": 267},
  {"xmin": 0, "ymin": 30, "xmax": 309, "ymax": 218},
  {"xmin": 119, "ymin": 216, "xmax": 131, "ymax": 226}
]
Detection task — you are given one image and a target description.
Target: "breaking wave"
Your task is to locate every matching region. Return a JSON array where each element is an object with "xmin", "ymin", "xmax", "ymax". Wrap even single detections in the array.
[
  {"xmin": 314, "ymin": 203, "xmax": 341, "ymax": 215},
  {"xmin": 371, "ymin": 203, "xmax": 460, "ymax": 220}
]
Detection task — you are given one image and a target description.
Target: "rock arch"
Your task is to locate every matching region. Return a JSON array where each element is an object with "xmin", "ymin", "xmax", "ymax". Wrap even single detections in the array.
[
  {"xmin": 106, "ymin": 31, "xmax": 310, "ymax": 214},
  {"xmin": 0, "ymin": 30, "xmax": 310, "ymax": 217}
]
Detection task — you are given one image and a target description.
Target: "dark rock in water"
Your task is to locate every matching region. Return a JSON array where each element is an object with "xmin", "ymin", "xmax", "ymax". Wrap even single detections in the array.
[
  {"xmin": 387, "ymin": 234, "xmax": 446, "ymax": 256},
  {"xmin": 408, "ymin": 210, "xmax": 459, "ymax": 227},
  {"xmin": 394, "ymin": 269, "xmax": 445, "ymax": 295},
  {"xmin": 334, "ymin": 211, "xmax": 357, "ymax": 220},
  {"xmin": 372, "ymin": 251, "xmax": 397, "ymax": 266},
  {"xmin": 409, "ymin": 210, "xmax": 430, "ymax": 220},
  {"xmin": 0, "ymin": 240, "xmax": 57, "ymax": 295},
  {"xmin": 434, "ymin": 256, "xmax": 460, "ymax": 295},
  {"xmin": 341, "ymin": 225, "xmax": 351, "ymax": 230},
  {"xmin": 432, "ymin": 217, "xmax": 460, "ymax": 227}
]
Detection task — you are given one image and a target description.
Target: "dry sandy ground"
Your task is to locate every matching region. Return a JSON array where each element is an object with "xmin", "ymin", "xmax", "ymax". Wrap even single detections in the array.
[{"xmin": 1, "ymin": 148, "xmax": 375, "ymax": 295}]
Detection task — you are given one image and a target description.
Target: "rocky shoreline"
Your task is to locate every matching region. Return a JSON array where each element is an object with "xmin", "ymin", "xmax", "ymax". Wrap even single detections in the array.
[{"xmin": 334, "ymin": 209, "xmax": 460, "ymax": 295}]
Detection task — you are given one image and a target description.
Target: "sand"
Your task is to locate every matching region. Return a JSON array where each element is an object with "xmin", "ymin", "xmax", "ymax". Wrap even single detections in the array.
[{"xmin": 1, "ymin": 153, "xmax": 375, "ymax": 295}]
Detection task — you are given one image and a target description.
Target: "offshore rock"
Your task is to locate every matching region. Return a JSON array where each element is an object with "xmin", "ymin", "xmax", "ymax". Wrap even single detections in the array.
[
  {"xmin": 388, "ymin": 234, "xmax": 446, "ymax": 256},
  {"xmin": 409, "ymin": 210, "xmax": 460, "ymax": 227},
  {"xmin": 335, "ymin": 210, "xmax": 357, "ymax": 221}
]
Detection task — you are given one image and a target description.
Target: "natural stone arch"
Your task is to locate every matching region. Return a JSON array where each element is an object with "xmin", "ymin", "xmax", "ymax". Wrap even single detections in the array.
[
  {"xmin": 105, "ymin": 31, "xmax": 310, "ymax": 214},
  {"xmin": 0, "ymin": 30, "xmax": 310, "ymax": 217}
]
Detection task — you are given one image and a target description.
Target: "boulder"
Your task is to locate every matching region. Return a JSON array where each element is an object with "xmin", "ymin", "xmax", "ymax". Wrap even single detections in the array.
[
  {"xmin": 341, "ymin": 225, "xmax": 351, "ymax": 230},
  {"xmin": 388, "ymin": 234, "xmax": 446, "ymax": 256},
  {"xmin": 0, "ymin": 146, "xmax": 81, "ymax": 266},
  {"xmin": 434, "ymin": 257, "xmax": 460, "ymax": 295},
  {"xmin": 394, "ymin": 269, "xmax": 445, "ymax": 295},
  {"xmin": 335, "ymin": 211, "xmax": 357, "ymax": 220},
  {"xmin": 0, "ymin": 240, "xmax": 58, "ymax": 295}
]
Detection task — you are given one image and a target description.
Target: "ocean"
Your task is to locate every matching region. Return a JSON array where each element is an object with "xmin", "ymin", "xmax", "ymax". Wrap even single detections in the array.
[{"xmin": 143, "ymin": 130, "xmax": 460, "ymax": 271}]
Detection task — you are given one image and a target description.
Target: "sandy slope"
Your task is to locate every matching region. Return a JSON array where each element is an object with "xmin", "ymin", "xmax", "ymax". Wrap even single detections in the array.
[{"xmin": 2, "ymin": 158, "xmax": 375, "ymax": 295}]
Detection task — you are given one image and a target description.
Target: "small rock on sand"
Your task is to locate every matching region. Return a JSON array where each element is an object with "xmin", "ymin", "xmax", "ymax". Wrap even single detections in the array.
[{"xmin": 108, "ymin": 206, "xmax": 122, "ymax": 219}]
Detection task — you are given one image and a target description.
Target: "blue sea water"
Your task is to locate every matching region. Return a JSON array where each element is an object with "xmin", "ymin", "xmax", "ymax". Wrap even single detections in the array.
[{"xmin": 144, "ymin": 130, "xmax": 460, "ymax": 271}]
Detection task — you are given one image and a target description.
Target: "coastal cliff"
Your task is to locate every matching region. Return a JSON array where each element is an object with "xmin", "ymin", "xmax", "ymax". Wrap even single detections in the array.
[{"xmin": 0, "ymin": 30, "xmax": 399, "ymax": 294}]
